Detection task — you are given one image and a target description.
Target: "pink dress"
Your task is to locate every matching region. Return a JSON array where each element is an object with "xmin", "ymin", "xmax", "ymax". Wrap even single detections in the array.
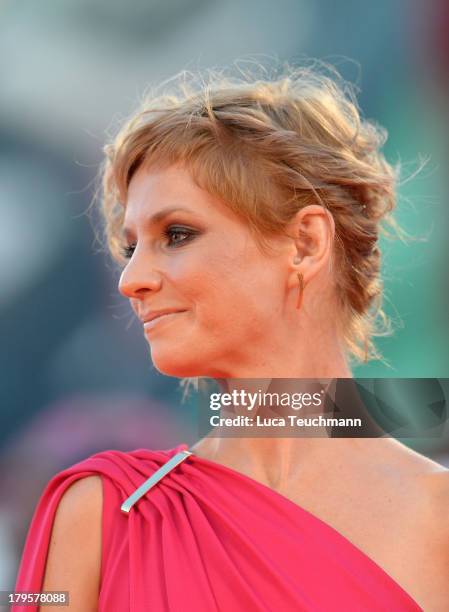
[{"xmin": 14, "ymin": 443, "xmax": 423, "ymax": 611}]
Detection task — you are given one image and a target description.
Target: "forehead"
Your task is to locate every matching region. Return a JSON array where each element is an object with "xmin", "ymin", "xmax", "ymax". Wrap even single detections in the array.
[
  {"xmin": 123, "ymin": 164, "xmax": 243, "ymax": 234},
  {"xmin": 125, "ymin": 167, "xmax": 217, "ymax": 225},
  {"xmin": 122, "ymin": 164, "xmax": 284, "ymax": 257}
]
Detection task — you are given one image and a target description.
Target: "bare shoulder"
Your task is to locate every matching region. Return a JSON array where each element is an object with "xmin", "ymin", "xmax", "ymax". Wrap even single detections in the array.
[
  {"xmin": 416, "ymin": 459, "xmax": 449, "ymax": 532},
  {"xmin": 40, "ymin": 475, "xmax": 103, "ymax": 612},
  {"xmin": 408, "ymin": 453, "xmax": 449, "ymax": 603},
  {"xmin": 390, "ymin": 441, "xmax": 449, "ymax": 533},
  {"xmin": 358, "ymin": 441, "xmax": 449, "ymax": 609},
  {"xmin": 389, "ymin": 439, "xmax": 448, "ymax": 489},
  {"xmin": 401, "ymin": 457, "xmax": 449, "ymax": 612}
]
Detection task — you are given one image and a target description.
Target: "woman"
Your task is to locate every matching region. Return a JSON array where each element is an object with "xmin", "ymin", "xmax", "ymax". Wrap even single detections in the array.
[{"xmin": 14, "ymin": 64, "xmax": 449, "ymax": 611}]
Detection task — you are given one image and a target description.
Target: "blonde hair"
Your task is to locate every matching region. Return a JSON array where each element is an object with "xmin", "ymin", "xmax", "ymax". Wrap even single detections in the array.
[{"xmin": 98, "ymin": 60, "xmax": 404, "ymax": 375}]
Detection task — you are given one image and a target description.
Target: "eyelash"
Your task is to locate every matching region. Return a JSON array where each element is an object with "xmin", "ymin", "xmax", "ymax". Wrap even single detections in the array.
[{"xmin": 121, "ymin": 225, "xmax": 196, "ymax": 259}]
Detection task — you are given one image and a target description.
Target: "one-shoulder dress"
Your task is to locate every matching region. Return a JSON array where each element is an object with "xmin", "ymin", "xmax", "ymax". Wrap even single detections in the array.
[{"xmin": 13, "ymin": 443, "xmax": 423, "ymax": 611}]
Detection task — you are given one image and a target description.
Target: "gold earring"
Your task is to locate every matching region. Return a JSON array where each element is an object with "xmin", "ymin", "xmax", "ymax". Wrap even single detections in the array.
[{"xmin": 296, "ymin": 272, "xmax": 304, "ymax": 310}]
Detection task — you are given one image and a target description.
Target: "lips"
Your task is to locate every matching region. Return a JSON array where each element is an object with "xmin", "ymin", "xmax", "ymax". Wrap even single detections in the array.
[
  {"xmin": 139, "ymin": 309, "xmax": 187, "ymax": 331},
  {"xmin": 139, "ymin": 309, "xmax": 186, "ymax": 324}
]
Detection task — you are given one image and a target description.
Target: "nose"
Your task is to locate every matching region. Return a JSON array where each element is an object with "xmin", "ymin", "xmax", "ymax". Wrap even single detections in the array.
[{"xmin": 118, "ymin": 253, "xmax": 162, "ymax": 299}]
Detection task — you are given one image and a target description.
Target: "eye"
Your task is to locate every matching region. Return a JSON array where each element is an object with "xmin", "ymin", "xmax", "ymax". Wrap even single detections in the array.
[
  {"xmin": 120, "ymin": 225, "xmax": 197, "ymax": 260},
  {"xmin": 121, "ymin": 244, "xmax": 136, "ymax": 259},
  {"xmin": 164, "ymin": 225, "xmax": 195, "ymax": 247}
]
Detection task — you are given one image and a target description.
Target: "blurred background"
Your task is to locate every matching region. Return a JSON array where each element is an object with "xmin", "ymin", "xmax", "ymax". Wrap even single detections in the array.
[{"xmin": 1, "ymin": 0, "xmax": 448, "ymax": 588}]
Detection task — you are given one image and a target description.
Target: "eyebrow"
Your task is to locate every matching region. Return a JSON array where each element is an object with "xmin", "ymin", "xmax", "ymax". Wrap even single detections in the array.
[{"xmin": 123, "ymin": 206, "xmax": 193, "ymax": 241}]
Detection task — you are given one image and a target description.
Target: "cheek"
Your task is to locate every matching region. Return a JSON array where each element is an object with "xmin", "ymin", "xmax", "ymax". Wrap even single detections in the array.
[
  {"xmin": 169, "ymin": 247, "xmax": 230, "ymax": 305},
  {"xmin": 169, "ymin": 240, "xmax": 284, "ymax": 334},
  {"xmin": 187, "ymin": 268, "xmax": 277, "ymax": 337}
]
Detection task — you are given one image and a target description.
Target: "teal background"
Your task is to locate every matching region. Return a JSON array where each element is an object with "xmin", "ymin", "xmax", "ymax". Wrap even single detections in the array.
[{"xmin": 0, "ymin": 0, "xmax": 448, "ymax": 587}]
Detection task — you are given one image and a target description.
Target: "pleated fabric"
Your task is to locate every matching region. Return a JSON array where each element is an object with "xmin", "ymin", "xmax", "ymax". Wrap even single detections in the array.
[{"xmin": 14, "ymin": 443, "xmax": 422, "ymax": 611}]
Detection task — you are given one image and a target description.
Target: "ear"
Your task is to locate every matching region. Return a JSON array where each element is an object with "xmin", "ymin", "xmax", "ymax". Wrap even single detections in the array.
[{"xmin": 286, "ymin": 205, "xmax": 335, "ymax": 283}]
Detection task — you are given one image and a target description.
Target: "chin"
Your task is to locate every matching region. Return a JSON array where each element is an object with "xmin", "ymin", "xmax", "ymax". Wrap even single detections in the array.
[{"xmin": 150, "ymin": 349, "xmax": 210, "ymax": 379}]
